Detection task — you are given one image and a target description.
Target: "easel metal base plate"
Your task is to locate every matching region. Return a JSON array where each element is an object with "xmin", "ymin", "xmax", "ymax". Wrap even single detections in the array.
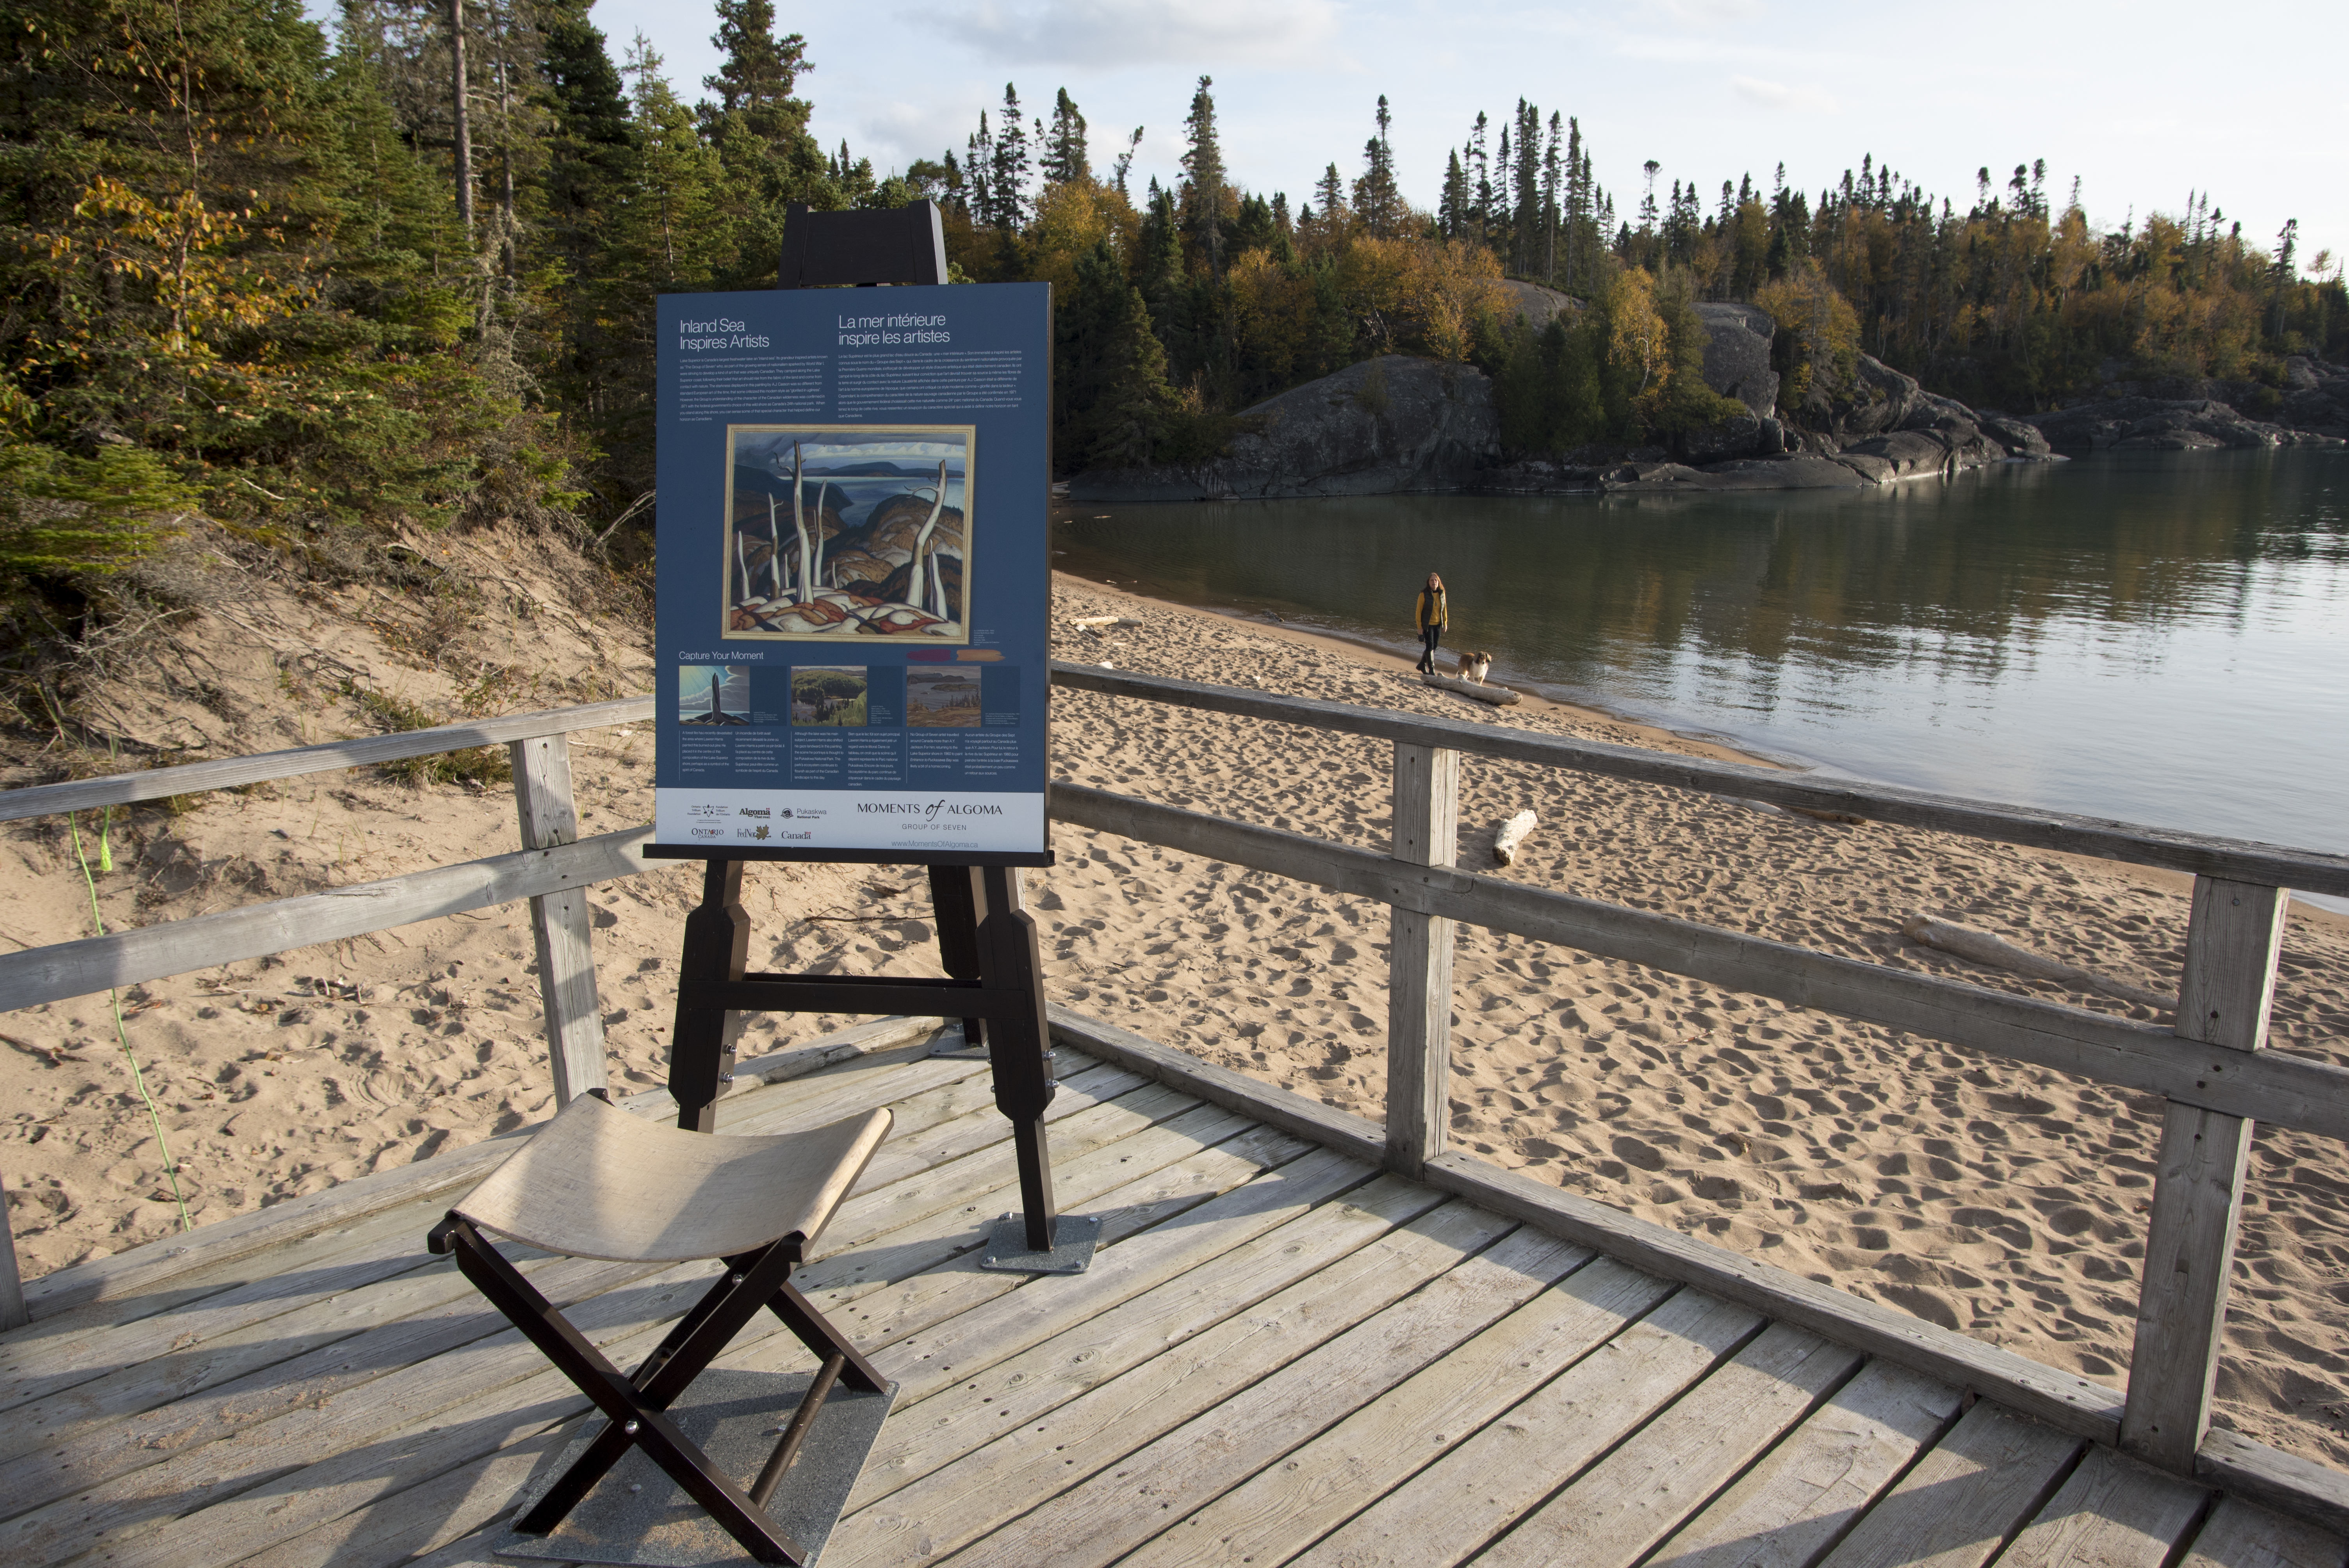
[
  {"xmin": 927, "ymin": 1024, "xmax": 987, "ymax": 1060},
  {"xmin": 494, "ymin": 1368, "xmax": 896, "ymax": 1567},
  {"xmin": 980, "ymin": 1212, "xmax": 1101, "ymax": 1274}
]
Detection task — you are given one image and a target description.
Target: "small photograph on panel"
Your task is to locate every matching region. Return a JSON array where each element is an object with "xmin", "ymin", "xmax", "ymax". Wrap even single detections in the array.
[
  {"xmin": 791, "ymin": 666, "xmax": 868, "ymax": 727},
  {"xmin": 905, "ymin": 668, "xmax": 982, "ymax": 728},
  {"xmin": 677, "ymin": 665, "xmax": 750, "ymax": 725}
]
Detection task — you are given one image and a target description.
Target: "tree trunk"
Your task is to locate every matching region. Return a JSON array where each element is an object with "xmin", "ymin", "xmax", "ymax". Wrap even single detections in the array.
[{"xmin": 449, "ymin": 0, "xmax": 474, "ymax": 237}]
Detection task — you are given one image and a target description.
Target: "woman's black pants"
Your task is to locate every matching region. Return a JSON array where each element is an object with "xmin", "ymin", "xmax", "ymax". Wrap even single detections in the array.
[{"xmin": 1419, "ymin": 625, "xmax": 1442, "ymax": 672}]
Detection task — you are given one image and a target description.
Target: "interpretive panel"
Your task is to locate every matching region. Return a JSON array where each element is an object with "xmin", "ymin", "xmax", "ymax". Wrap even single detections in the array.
[{"xmin": 650, "ymin": 282, "xmax": 1050, "ymax": 859}]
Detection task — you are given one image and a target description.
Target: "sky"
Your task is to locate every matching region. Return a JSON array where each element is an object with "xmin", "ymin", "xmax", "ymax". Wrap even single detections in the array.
[{"xmin": 408, "ymin": 0, "xmax": 2349, "ymax": 273}]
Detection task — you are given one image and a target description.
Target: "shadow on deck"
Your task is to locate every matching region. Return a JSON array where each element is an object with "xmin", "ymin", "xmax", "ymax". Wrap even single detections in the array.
[{"xmin": 0, "ymin": 1028, "xmax": 2337, "ymax": 1568}]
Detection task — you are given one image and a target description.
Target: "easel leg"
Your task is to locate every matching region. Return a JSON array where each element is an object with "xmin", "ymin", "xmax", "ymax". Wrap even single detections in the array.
[
  {"xmin": 929, "ymin": 864, "xmax": 986, "ymax": 1055},
  {"xmin": 974, "ymin": 865, "xmax": 1060, "ymax": 1253},
  {"xmin": 670, "ymin": 859, "xmax": 748, "ymax": 1133}
]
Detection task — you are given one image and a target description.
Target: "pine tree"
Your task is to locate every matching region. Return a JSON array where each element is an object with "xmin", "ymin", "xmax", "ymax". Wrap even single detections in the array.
[
  {"xmin": 1510, "ymin": 100, "xmax": 1540, "ymax": 274},
  {"xmin": 1439, "ymin": 149, "xmax": 1468, "ymax": 240},
  {"xmin": 699, "ymin": 0, "xmax": 814, "ymax": 176},
  {"xmin": 1041, "ymin": 88, "xmax": 1088, "ymax": 185},
  {"xmin": 1180, "ymin": 75, "xmax": 1228, "ymax": 276},
  {"xmin": 988, "ymin": 83, "xmax": 1029, "ymax": 229},
  {"xmin": 1467, "ymin": 112, "xmax": 1491, "ymax": 244},
  {"xmin": 1353, "ymin": 95, "xmax": 1402, "ymax": 239}
]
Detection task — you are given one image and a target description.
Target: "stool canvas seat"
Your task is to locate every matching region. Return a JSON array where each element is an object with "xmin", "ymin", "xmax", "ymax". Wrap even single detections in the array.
[
  {"xmin": 453, "ymin": 1094, "xmax": 890, "ymax": 1263},
  {"xmin": 429, "ymin": 1092, "xmax": 896, "ymax": 1566}
]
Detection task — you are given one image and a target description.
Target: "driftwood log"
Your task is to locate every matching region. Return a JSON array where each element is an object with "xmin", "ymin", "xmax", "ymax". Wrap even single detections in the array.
[
  {"xmin": 1900, "ymin": 914, "xmax": 2172, "ymax": 1010},
  {"xmin": 1422, "ymin": 673, "xmax": 1519, "ymax": 707},
  {"xmin": 1069, "ymin": 615, "xmax": 1139, "ymax": 629},
  {"xmin": 1492, "ymin": 811, "xmax": 1538, "ymax": 866}
]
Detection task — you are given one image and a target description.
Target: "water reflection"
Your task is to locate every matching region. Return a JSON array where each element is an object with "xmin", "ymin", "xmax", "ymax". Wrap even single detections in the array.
[{"xmin": 1054, "ymin": 449, "xmax": 2347, "ymax": 853}]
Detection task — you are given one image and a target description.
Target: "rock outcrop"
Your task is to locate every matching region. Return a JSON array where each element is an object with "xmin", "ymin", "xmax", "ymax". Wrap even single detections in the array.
[
  {"xmin": 1066, "ymin": 355, "xmax": 1496, "ymax": 502},
  {"xmin": 2025, "ymin": 394, "xmax": 2343, "ymax": 453},
  {"xmin": 1493, "ymin": 279, "xmax": 1581, "ymax": 328},
  {"xmin": 1692, "ymin": 303, "xmax": 1779, "ymax": 419}
]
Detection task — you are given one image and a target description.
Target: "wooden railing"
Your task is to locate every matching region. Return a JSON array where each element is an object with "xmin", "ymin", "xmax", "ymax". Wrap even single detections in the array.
[
  {"xmin": 2, "ymin": 666, "xmax": 2346, "ymax": 1518},
  {"xmin": 0, "ymin": 697, "xmax": 654, "ymax": 1327}
]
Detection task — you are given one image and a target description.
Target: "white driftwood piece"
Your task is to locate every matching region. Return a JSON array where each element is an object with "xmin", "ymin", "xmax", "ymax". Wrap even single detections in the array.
[
  {"xmin": 1901, "ymin": 914, "xmax": 2171, "ymax": 1010},
  {"xmin": 1422, "ymin": 673, "xmax": 1519, "ymax": 707},
  {"xmin": 1492, "ymin": 811, "xmax": 1538, "ymax": 866},
  {"xmin": 1069, "ymin": 615, "xmax": 1140, "ymax": 629}
]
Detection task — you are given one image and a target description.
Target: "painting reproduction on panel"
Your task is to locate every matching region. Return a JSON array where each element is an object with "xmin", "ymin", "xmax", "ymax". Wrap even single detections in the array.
[{"xmin": 723, "ymin": 425, "xmax": 972, "ymax": 642}]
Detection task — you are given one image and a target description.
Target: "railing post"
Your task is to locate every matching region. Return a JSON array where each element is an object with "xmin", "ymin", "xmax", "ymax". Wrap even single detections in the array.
[
  {"xmin": 0, "ymin": 1171, "xmax": 27, "ymax": 1330},
  {"xmin": 2121, "ymin": 875, "xmax": 2288, "ymax": 1473},
  {"xmin": 1385, "ymin": 741, "xmax": 1458, "ymax": 1180},
  {"xmin": 510, "ymin": 734, "xmax": 609, "ymax": 1106}
]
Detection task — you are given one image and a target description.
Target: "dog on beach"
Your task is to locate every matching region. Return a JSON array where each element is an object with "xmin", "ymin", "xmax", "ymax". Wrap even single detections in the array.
[{"xmin": 1456, "ymin": 650, "xmax": 1493, "ymax": 685}]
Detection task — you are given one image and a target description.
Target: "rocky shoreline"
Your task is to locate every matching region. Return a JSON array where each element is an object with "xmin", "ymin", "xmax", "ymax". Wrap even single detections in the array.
[{"xmin": 1068, "ymin": 307, "xmax": 2346, "ymax": 502}]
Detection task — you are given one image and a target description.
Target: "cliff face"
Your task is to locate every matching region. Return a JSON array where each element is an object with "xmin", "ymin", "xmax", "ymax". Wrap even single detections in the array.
[{"xmin": 1066, "ymin": 355, "xmax": 1497, "ymax": 503}]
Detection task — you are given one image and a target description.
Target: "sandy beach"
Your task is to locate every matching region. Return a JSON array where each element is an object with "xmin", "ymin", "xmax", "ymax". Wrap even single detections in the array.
[{"xmin": 5, "ymin": 546, "xmax": 2349, "ymax": 1470}]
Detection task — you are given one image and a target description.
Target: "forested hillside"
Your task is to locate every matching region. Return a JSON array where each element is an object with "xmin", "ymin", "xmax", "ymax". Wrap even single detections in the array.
[{"xmin": 3, "ymin": 0, "xmax": 2344, "ymax": 591}]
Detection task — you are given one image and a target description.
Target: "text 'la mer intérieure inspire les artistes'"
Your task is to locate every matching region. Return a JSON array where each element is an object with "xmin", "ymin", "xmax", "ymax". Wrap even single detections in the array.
[{"xmin": 675, "ymin": 314, "xmax": 954, "ymax": 351}]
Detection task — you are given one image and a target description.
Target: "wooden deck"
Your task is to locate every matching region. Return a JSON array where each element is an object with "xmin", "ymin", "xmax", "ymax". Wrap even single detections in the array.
[{"xmin": 2, "ymin": 1031, "xmax": 2341, "ymax": 1568}]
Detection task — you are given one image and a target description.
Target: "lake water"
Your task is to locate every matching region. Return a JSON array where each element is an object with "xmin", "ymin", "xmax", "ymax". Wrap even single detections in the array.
[{"xmin": 1052, "ymin": 449, "xmax": 2349, "ymax": 864}]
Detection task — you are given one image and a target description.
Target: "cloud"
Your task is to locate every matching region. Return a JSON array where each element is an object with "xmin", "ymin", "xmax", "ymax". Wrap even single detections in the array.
[
  {"xmin": 901, "ymin": 0, "xmax": 1343, "ymax": 69},
  {"xmin": 1731, "ymin": 74, "xmax": 1839, "ymax": 113},
  {"xmin": 1650, "ymin": 0, "xmax": 1763, "ymax": 23}
]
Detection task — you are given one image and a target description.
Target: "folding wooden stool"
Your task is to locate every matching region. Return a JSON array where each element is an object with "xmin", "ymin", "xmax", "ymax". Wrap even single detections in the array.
[{"xmin": 428, "ymin": 1090, "xmax": 895, "ymax": 1566}]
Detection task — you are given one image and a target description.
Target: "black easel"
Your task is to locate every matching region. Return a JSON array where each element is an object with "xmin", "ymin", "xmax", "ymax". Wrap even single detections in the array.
[
  {"xmin": 651, "ymin": 200, "xmax": 1088, "ymax": 1272},
  {"xmin": 657, "ymin": 855, "xmax": 1075, "ymax": 1263}
]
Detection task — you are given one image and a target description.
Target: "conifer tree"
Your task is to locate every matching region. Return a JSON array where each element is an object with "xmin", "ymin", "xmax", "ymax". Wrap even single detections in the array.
[
  {"xmin": 1353, "ymin": 96, "xmax": 1401, "ymax": 239},
  {"xmin": 1041, "ymin": 88, "xmax": 1089, "ymax": 185},
  {"xmin": 988, "ymin": 84, "xmax": 1030, "ymax": 229},
  {"xmin": 1180, "ymin": 75, "xmax": 1229, "ymax": 276}
]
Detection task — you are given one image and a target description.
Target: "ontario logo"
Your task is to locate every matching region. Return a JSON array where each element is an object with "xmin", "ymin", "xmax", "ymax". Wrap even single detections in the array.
[{"xmin": 689, "ymin": 826, "xmax": 726, "ymax": 839}]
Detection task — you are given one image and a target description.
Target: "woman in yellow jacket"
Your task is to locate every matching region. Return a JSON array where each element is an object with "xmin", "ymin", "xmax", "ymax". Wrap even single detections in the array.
[{"xmin": 1414, "ymin": 572, "xmax": 1447, "ymax": 674}]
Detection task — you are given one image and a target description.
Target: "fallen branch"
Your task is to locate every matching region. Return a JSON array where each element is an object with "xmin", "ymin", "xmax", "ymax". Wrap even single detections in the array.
[{"xmin": 1900, "ymin": 914, "xmax": 2172, "ymax": 1011}]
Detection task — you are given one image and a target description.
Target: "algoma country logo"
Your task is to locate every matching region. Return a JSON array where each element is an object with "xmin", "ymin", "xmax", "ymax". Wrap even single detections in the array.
[
  {"xmin": 737, "ymin": 807, "xmax": 771, "ymax": 819},
  {"xmin": 856, "ymin": 799, "xmax": 1006, "ymax": 827}
]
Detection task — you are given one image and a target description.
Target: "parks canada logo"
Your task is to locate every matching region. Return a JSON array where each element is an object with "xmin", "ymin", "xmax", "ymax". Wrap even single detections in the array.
[{"xmin": 856, "ymin": 799, "xmax": 1007, "ymax": 827}]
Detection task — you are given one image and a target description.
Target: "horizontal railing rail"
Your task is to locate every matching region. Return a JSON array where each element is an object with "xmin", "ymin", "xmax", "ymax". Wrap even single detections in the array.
[
  {"xmin": 1050, "ymin": 781, "xmax": 2349, "ymax": 1144},
  {"xmin": 0, "ymin": 827, "xmax": 653, "ymax": 1012},
  {"xmin": 1048, "ymin": 661, "xmax": 2349, "ymax": 898},
  {"xmin": 0, "ymin": 695, "xmax": 656, "ymax": 825}
]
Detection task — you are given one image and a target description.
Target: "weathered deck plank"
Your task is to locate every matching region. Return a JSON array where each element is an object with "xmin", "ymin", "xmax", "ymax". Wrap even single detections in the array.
[
  {"xmin": 845, "ymin": 1172, "xmax": 1446, "ymax": 1509},
  {"xmin": 825, "ymin": 1203, "xmax": 1533, "ymax": 1568},
  {"xmin": 1471, "ymin": 1320, "xmax": 1864, "ymax": 1568},
  {"xmin": 2182, "ymin": 1496, "xmax": 2349, "ymax": 1568},
  {"xmin": 1116, "ymin": 1255, "xmax": 1680, "ymax": 1568},
  {"xmin": 1286, "ymin": 1288, "xmax": 1763, "ymax": 1568},
  {"xmin": 1999, "ymin": 1444, "xmax": 2210, "ymax": 1568},
  {"xmin": 1644, "ymin": 1359, "xmax": 1966, "ymax": 1568},
  {"xmin": 0, "ymin": 1063, "xmax": 1154, "ymax": 1526},
  {"xmin": 4, "ymin": 1034, "xmax": 2343, "ymax": 1568},
  {"xmin": 1816, "ymin": 1400, "xmax": 2086, "ymax": 1568},
  {"xmin": 37, "ymin": 1112, "xmax": 1312, "ymax": 1568}
]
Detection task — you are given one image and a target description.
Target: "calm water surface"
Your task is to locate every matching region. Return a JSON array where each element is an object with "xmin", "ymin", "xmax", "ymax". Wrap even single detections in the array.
[{"xmin": 1053, "ymin": 449, "xmax": 2348, "ymax": 859}]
